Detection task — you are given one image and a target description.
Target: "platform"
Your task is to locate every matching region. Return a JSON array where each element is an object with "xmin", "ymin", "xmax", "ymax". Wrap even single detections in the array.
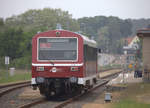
[{"xmin": 107, "ymin": 72, "xmax": 142, "ymax": 85}]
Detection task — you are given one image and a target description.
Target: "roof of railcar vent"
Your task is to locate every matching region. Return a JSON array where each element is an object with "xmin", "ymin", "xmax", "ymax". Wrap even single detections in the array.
[
  {"xmin": 80, "ymin": 35, "xmax": 97, "ymax": 48},
  {"xmin": 74, "ymin": 31, "xmax": 97, "ymax": 48}
]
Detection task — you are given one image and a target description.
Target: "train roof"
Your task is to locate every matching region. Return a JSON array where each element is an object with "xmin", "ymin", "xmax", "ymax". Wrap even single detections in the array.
[
  {"xmin": 56, "ymin": 29, "xmax": 97, "ymax": 48},
  {"xmin": 35, "ymin": 29, "xmax": 97, "ymax": 48},
  {"xmin": 80, "ymin": 34, "xmax": 97, "ymax": 48}
]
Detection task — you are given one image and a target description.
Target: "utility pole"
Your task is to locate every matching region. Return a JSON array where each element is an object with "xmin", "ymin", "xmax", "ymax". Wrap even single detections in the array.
[
  {"xmin": 123, "ymin": 50, "xmax": 127, "ymax": 84},
  {"xmin": 5, "ymin": 56, "xmax": 9, "ymax": 78}
]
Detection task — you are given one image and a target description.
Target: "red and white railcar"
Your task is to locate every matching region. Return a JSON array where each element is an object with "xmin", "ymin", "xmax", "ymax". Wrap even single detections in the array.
[{"xmin": 31, "ymin": 30, "xmax": 98, "ymax": 98}]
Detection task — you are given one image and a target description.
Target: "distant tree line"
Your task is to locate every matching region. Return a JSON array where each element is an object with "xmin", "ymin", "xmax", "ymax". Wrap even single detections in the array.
[
  {"xmin": 0, "ymin": 8, "xmax": 80, "ymax": 68},
  {"xmin": 0, "ymin": 8, "xmax": 150, "ymax": 68},
  {"xmin": 78, "ymin": 16, "xmax": 132, "ymax": 53}
]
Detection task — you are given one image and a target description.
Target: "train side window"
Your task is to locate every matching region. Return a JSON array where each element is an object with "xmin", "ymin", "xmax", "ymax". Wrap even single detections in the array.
[{"xmin": 84, "ymin": 45, "xmax": 97, "ymax": 61}]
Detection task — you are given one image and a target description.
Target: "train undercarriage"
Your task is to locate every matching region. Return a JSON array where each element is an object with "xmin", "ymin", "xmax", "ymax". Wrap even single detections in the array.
[
  {"xmin": 32, "ymin": 77, "xmax": 97, "ymax": 99},
  {"xmin": 33, "ymin": 78, "xmax": 83, "ymax": 99}
]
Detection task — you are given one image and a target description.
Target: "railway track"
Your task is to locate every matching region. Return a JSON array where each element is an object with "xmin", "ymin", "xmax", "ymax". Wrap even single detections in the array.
[
  {"xmin": 0, "ymin": 81, "xmax": 30, "ymax": 97},
  {"xmin": 18, "ymin": 70, "xmax": 121, "ymax": 108},
  {"xmin": 0, "ymin": 69, "xmax": 121, "ymax": 108},
  {"xmin": 0, "ymin": 69, "xmax": 121, "ymax": 98},
  {"xmin": 101, "ymin": 70, "xmax": 122, "ymax": 79},
  {"xmin": 19, "ymin": 79, "xmax": 109, "ymax": 108}
]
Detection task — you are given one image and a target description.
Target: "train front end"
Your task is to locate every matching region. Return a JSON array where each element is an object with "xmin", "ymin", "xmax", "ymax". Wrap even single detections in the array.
[{"xmin": 31, "ymin": 30, "xmax": 84, "ymax": 98}]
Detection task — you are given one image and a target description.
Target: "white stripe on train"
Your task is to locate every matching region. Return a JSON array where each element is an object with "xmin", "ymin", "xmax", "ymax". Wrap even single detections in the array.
[{"xmin": 32, "ymin": 63, "xmax": 83, "ymax": 66}]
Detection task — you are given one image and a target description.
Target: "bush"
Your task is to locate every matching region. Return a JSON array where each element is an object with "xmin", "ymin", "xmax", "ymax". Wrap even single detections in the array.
[{"xmin": 10, "ymin": 56, "xmax": 31, "ymax": 69}]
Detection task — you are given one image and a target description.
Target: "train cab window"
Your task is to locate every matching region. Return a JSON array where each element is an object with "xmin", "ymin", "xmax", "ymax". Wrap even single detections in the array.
[
  {"xmin": 84, "ymin": 45, "xmax": 97, "ymax": 61},
  {"xmin": 38, "ymin": 38, "xmax": 77, "ymax": 61}
]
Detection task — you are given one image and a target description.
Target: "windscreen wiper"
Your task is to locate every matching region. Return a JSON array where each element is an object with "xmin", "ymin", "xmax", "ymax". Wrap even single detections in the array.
[{"xmin": 49, "ymin": 60, "xmax": 54, "ymax": 66}]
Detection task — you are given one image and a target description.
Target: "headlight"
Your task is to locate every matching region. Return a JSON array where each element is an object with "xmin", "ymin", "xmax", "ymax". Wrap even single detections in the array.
[
  {"xmin": 36, "ymin": 77, "xmax": 44, "ymax": 83},
  {"xmin": 71, "ymin": 67, "xmax": 79, "ymax": 71},
  {"xmin": 36, "ymin": 66, "xmax": 44, "ymax": 71},
  {"xmin": 69, "ymin": 77, "xmax": 78, "ymax": 83}
]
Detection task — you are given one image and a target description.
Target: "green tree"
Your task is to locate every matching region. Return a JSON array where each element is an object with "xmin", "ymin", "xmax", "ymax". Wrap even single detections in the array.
[
  {"xmin": 0, "ymin": 27, "xmax": 24, "ymax": 59},
  {"xmin": 0, "ymin": 18, "xmax": 4, "ymax": 26},
  {"xmin": 5, "ymin": 8, "xmax": 80, "ymax": 32},
  {"xmin": 0, "ymin": 18, "xmax": 4, "ymax": 32},
  {"xmin": 78, "ymin": 16, "xmax": 132, "ymax": 54}
]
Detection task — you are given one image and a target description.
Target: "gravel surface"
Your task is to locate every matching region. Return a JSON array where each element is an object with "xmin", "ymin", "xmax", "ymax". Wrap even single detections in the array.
[
  {"xmin": 31, "ymin": 100, "xmax": 63, "ymax": 108},
  {"xmin": 0, "ymin": 86, "xmax": 44, "ymax": 108},
  {"xmin": 0, "ymin": 87, "xmax": 25, "ymax": 108},
  {"xmin": 0, "ymin": 71, "xmax": 119, "ymax": 108},
  {"xmin": 0, "ymin": 85, "xmax": 70, "ymax": 108},
  {"xmin": 31, "ymin": 75, "xmax": 118, "ymax": 108},
  {"xmin": 63, "ymin": 75, "xmax": 119, "ymax": 108},
  {"xmin": 31, "ymin": 79, "xmax": 108, "ymax": 108},
  {"xmin": 64, "ymin": 85, "xmax": 106, "ymax": 108}
]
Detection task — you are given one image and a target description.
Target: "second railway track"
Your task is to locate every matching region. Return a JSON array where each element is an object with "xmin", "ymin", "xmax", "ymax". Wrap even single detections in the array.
[{"xmin": 0, "ymin": 81, "xmax": 30, "ymax": 97}]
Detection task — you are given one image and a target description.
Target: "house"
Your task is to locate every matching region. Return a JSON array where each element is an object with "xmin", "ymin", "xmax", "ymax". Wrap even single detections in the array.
[
  {"xmin": 137, "ymin": 28, "xmax": 150, "ymax": 82},
  {"xmin": 125, "ymin": 36, "xmax": 140, "ymax": 50}
]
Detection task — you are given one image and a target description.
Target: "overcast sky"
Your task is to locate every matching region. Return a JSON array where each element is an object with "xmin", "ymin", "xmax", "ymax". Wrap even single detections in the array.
[{"xmin": 0, "ymin": 0, "xmax": 150, "ymax": 19}]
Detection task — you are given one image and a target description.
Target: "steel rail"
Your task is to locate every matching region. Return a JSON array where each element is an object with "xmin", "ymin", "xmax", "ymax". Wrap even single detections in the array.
[
  {"xmin": 101, "ymin": 71, "xmax": 122, "ymax": 79},
  {"xmin": 19, "ymin": 80, "xmax": 109, "ymax": 108},
  {"xmin": 0, "ymin": 82, "xmax": 30, "ymax": 97},
  {"xmin": 0, "ymin": 81, "xmax": 30, "ymax": 89},
  {"xmin": 18, "ymin": 70, "xmax": 121, "ymax": 108},
  {"xmin": 54, "ymin": 70, "xmax": 122, "ymax": 108},
  {"xmin": 54, "ymin": 80, "xmax": 109, "ymax": 108},
  {"xmin": 19, "ymin": 98, "xmax": 47, "ymax": 108}
]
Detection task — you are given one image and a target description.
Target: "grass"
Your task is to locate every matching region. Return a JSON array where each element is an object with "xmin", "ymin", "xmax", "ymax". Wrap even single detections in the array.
[
  {"xmin": 0, "ymin": 69, "xmax": 31, "ymax": 84},
  {"xmin": 113, "ymin": 100, "xmax": 150, "ymax": 108},
  {"xmin": 98, "ymin": 64, "xmax": 122, "ymax": 71},
  {"xmin": 112, "ymin": 83, "xmax": 150, "ymax": 108}
]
